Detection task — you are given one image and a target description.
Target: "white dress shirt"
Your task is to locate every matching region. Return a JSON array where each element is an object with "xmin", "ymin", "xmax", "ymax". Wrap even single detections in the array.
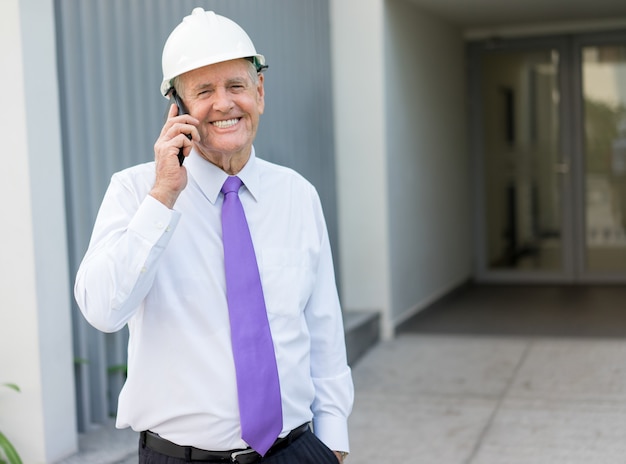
[{"xmin": 74, "ymin": 148, "xmax": 353, "ymax": 452}]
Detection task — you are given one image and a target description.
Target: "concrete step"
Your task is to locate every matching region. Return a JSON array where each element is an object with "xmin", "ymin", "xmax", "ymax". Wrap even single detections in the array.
[{"xmin": 344, "ymin": 310, "xmax": 380, "ymax": 366}]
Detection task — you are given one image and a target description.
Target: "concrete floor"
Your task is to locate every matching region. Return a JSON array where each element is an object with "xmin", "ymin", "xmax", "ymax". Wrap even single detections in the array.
[
  {"xmin": 59, "ymin": 284, "xmax": 626, "ymax": 463},
  {"xmin": 348, "ymin": 284, "xmax": 626, "ymax": 463},
  {"xmin": 349, "ymin": 333, "xmax": 626, "ymax": 463}
]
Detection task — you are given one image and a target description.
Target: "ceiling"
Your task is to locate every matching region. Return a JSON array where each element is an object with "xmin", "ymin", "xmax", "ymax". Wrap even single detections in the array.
[{"xmin": 407, "ymin": 0, "xmax": 626, "ymax": 30}]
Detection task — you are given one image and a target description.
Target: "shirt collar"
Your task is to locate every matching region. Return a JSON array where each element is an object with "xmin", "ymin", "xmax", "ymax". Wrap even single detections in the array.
[{"xmin": 186, "ymin": 147, "xmax": 260, "ymax": 204}]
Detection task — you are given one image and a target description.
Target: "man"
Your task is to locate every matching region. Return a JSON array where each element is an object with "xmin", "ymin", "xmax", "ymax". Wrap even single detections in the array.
[{"xmin": 74, "ymin": 8, "xmax": 353, "ymax": 464}]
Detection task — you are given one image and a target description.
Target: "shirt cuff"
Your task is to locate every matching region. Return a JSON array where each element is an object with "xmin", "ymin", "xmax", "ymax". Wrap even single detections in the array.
[
  {"xmin": 128, "ymin": 195, "xmax": 181, "ymax": 246},
  {"xmin": 313, "ymin": 415, "xmax": 350, "ymax": 453}
]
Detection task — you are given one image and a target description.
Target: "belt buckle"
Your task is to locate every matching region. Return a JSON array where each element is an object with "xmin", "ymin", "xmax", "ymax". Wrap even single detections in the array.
[{"xmin": 230, "ymin": 448, "xmax": 258, "ymax": 464}]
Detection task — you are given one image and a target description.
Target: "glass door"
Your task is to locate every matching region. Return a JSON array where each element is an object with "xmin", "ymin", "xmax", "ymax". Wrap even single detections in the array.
[
  {"xmin": 579, "ymin": 43, "xmax": 626, "ymax": 276},
  {"xmin": 471, "ymin": 33, "xmax": 626, "ymax": 282},
  {"xmin": 471, "ymin": 39, "xmax": 573, "ymax": 281}
]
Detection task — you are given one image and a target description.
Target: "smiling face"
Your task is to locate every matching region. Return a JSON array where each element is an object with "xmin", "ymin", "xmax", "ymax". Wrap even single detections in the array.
[{"xmin": 177, "ymin": 58, "xmax": 265, "ymax": 172}]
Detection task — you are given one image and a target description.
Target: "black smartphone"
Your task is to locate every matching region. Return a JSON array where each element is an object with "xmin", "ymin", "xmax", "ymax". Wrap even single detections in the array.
[{"xmin": 169, "ymin": 90, "xmax": 191, "ymax": 166}]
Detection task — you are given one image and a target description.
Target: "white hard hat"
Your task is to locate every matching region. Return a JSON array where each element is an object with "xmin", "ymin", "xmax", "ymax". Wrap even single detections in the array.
[{"xmin": 160, "ymin": 8, "xmax": 267, "ymax": 97}]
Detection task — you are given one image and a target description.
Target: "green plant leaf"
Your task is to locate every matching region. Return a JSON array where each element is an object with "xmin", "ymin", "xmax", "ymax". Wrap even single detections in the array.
[
  {"xmin": 0, "ymin": 384, "xmax": 20, "ymax": 393},
  {"xmin": 107, "ymin": 364, "xmax": 128, "ymax": 376},
  {"xmin": 0, "ymin": 431, "xmax": 23, "ymax": 464}
]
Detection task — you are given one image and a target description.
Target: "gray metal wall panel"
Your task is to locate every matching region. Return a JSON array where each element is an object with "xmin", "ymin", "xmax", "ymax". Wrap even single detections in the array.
[{"xmin": 56, "ymin": 0, "xmax": 337, "ymax": 430}]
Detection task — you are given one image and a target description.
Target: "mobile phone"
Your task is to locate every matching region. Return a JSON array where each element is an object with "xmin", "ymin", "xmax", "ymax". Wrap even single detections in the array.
[{"xmin": 169, "ymin": 90, "xmax": 192, "ymax": 166}]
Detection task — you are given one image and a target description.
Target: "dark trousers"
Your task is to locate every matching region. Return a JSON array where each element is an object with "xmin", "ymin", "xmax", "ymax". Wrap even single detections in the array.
[{"xmin": 138, "ymin": 429, "xmax": 338, "ymax": 464}]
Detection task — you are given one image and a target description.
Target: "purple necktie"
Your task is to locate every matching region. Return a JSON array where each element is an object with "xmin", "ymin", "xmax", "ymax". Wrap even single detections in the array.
[{"xmin": 221, "ymin": 176, "xmax": 283, "ymax": 456}]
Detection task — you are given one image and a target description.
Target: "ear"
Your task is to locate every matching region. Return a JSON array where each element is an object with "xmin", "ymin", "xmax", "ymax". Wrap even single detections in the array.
[{"xmin": 257, "ymin": 73, "xmax": 265, "ymax": 115}]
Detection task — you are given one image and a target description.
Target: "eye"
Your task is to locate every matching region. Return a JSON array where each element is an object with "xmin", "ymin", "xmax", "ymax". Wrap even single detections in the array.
[{"xmin": 195, "ymin": 87, "xmax": 214, "ymax": 98}]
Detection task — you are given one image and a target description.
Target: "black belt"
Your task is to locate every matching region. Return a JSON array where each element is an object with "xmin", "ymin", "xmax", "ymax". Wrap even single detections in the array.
[{"xmin": 141, "ymin": 423, "xmax": 310, "ymax": 463}]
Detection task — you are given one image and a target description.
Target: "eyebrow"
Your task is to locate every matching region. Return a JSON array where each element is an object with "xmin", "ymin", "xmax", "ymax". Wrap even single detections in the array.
[
  {"xmin": 191, "ymin": 76, "xmax": 249, "ymax": 93},
  {"xmin": 192, "ymin": 83, "xmax": 213, "ymax": 93}
]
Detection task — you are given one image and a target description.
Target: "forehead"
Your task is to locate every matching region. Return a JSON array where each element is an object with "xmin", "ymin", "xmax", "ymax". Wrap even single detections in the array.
[{"xmin": 181, "ymin": 58, "xmax": 251, "ymax": 86}]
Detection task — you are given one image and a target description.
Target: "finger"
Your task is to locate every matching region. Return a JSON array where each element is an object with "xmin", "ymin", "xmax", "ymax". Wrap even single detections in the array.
[
  {"xmin": 166, "ymin": 121, "xmax": 199, "ymax": 143},
  {"xmin": 157, "ymin": 133, "xmax": 193, "ymax": 163},
  {"xmin": 177, "ymin": 132, "xmax": 194, "ymax": 156},
  {"xmin": 168, "ymin": 107, "xmax": 200, "ymax": 127},
  {"xmin": 160, "ymin": 107, "xmax": 175, "ymax": 137},
  {"xmin": 159, "ymin": 104, "xmax": 183, "ymax": 137}
]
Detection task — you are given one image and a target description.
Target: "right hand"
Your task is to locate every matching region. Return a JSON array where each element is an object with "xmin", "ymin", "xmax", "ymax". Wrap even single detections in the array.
[{"xmin": 150, "ymin": 104, "xmax": 199, "ymax": 208}]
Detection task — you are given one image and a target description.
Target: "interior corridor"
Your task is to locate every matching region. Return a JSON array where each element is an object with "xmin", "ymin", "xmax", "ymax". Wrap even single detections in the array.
[{"xmin": 398, "ymin": 284, "xmax": 626, "ymax": 338}]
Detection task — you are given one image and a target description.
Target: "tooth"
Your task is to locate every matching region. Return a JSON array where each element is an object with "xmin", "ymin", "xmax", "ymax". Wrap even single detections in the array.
[{"xmin": 213, "ymin": 119, "xmax": 238, "ymax": 128}]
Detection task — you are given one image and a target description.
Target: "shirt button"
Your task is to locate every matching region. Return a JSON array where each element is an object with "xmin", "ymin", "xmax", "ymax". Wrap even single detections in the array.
[{"xmin": 155, "ymin": 221, "xmax": 165, "ymax": 229}]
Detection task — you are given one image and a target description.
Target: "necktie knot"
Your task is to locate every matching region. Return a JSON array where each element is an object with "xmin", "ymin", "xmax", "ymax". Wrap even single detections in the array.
[{"xmin": 222, "ymin": 176, "xmax": 243, "ymax": 195}]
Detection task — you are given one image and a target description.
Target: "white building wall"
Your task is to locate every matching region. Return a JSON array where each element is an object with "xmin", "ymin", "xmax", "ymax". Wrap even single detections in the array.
[
  {"xmin": 330, "ymin": 0, "xmax": 394, "ymax": 337},
  {"xmin": 0, "ymin": 0, "xmax": 77, "ymax": 462},
  {"xmin": 384, "ymin": 1, "xmax": 473, "ymax": 325},
  {"xmin": 331, "ymin": 0, "xmax": 472, "ymax": 337}
]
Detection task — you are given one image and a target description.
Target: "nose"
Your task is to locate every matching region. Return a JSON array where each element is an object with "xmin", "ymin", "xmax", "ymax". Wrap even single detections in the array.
[{"xmin": 212, "ymin": 87, "xmax": 234, "ymax": 113}]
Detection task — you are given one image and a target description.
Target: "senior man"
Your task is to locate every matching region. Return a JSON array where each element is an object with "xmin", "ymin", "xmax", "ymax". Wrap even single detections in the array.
[{"xmin": 75, "ymin": 8, "xmax": 353, "ymax": 464}]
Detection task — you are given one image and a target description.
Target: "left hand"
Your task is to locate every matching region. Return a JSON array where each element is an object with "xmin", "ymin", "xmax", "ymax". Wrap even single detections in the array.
[{"xmin": 333, "ymin": 451, "xmax": 345, "ymax": 463}]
